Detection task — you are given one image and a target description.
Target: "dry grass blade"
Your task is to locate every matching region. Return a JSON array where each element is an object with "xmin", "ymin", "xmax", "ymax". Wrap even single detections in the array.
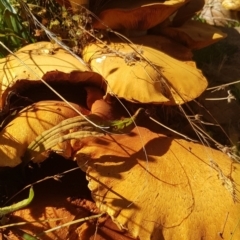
[
  {"xmin": 0, "ymin": 217, "xmax": 65, "ymax": 229},
  {"xmin": 24, "ymin": 115, "xmax": 106, "ymax": 162},
  {"xmin": 25, "ymin": 108, "xmax": 145, "ymax": 163},
  {"xmin": 36, "ymin": 213, "xmax": 103, "ymax": 237},
  {"xmin": 27, "ymin": 116, "xmax": 102, "ymax": 151},
  {"xmin": 32, "ymin": 130, "xmax": 104, "ymax": 155}
]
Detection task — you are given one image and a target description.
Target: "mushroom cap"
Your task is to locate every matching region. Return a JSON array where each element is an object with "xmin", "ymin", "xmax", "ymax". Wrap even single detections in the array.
[
  {"xmin": 171, "ymin": 0, "xmax": 205, "ymax": 26},
  {"xmin": 157, "ymin": 20, "xmax": 227, "ymax": 49},
  {"xmin": 75, "ymin": 126, "xmax": 240, "ymax": 240},
  {"xmin": 0, "ymin": 100, "xmax": 89, "ymax": 167},
  {"xmin": 83, "ymin": 35, "xmax": 208, "ymax": 105},
  {"xmin": 92, "ymin": 0, "xmax": 188, "ymax": 30},
  {"xmin": 0, "ymin": 42, "xmax": 88, "ymax": 97},
  {"xmin": 94, "ymin": 0, "xmax": 188, "ymax": 11},
  {"xmin": 222, "ymin": 0, "xmax": 240, "ymax": 10},
  {"xmin": 0, "ymin": 42, "xmax": 106, "ymax": 110}
]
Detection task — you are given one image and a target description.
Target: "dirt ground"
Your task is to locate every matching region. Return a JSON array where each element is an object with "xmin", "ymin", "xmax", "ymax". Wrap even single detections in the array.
[
  {"xmin": 0, "ymin": 155, "xmax": 135, "ymax": 239},
  {"xmin": 193, "ymin": 27, "xmax": 240, "ymax": 147}
]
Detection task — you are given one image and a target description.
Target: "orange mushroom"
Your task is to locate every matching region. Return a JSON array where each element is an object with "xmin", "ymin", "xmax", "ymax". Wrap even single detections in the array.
[
  {"xmin": 0, "ymin": 42, "xmax": 89, "ymax": 104},
  {"xmin": 0, "ymin": 41, "xmax": 88, "ymax": 81},
  {"xmin": 92, "ymin": 0, "xmax": 188, "ymax": 35},
  {"xmin": 83, "ymin": 35, "xmax": 208, "ymax": 105},
  {"xmin": 156, "ymin": 19, "xmax": 227, "ymax": 49},
  {"xmin": 75, "ymin": 126, "xmax": 240, "ymax": 240},
  {"xmin": 0, "ymin": 100, "xmax": 89, "ymax": 167},
  {"xmin": 222, "ymin": 0, "xmax": 240, "ymax": 10},
  {"xmin": 171, "ymin": 0, "xmax": 205, "ymax": 26},
  {"xmin": 0, "ymin": 41, "xmax": 108, "ymax": 115}
]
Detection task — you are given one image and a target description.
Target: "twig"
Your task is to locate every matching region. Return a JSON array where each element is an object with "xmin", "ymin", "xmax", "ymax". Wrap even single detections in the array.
[
  {"xmin": 149, "ymin": 116, "xmax": 198, "ymax": 142},
  {"xmin": 36, "ymin": 213, "xmax": 104, "ymax": 236},
  {"xmin": 3, "ymin": 167, "xmax": 80, "ymax": 206}
]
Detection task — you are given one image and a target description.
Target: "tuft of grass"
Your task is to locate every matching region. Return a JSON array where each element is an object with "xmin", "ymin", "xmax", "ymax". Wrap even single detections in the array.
[{"xmin": 0, "ymin": 0, "xmax": 36, "ymax": 57}]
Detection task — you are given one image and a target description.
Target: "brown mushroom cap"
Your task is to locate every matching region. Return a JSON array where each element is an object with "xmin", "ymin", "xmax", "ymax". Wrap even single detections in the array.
[
  {"xmin": 83, "ymin": 35, "xmax": 208, "ymax": 105},
  {"xmin": 157, "ymin": 20, "xmax": 227, "ymax": 49},
  {"xmin": 75, "ymin": 126, "xmax": 240, "ymax": 240},
  {"xmin": 92, "ymin": 0, "xmax": 188, "ymax": 31},
  {"xmin": 171, "ymin": 0, "xmax": 205, "ymax": 26},
  {"xmin": 0, "ymin": 100, "xmax": 89, "ymax": 167}
]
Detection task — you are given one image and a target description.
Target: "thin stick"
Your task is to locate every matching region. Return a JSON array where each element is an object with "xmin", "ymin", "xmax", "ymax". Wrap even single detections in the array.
[
  {"xmin": 207, "ymin": 79, "xmax": 240, "ymax": 91},
  {"xmin": 0, "ymin": 218, "xmax": 65, "ymax": 229},
  {"xmin": 219, "ymin": 212, "xmax": 229, "ymax": 238},
  {"xmin": 149, "ymin": 116, "xmax": 198, "ymax": 142},
  {"xmin": 3, "ymin": 167, "xmax": 80, "ymax": 206},
  {"xmin": 36, "ymin": 213, "xmax": 103, "ymax": 236}
]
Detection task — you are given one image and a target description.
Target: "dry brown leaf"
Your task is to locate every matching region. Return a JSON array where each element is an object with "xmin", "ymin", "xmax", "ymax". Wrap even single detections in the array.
[
  {"xmin": 10, "ymin": 198, "xmax": 83, "ymax": 240},
  {"xmin": 0, "ymin": 101, "xmax": 89, "ymax": 167},
  {"xmin": 0, "ymin": 42, "xmax": 89, "ymax": 99},
  {"xmin": 83, "ymin": 35, "xmax": 207, "ymax": 104},
  {"xmin": 92, "ymin": 0, "xmax": 188, "ymax": 31},
  {"xmin": 9, "ymin": 186, "xmax": 97, "ymax": 240},
  {"xmin": 158, "ymin": 20, "xmax": 227, "ymax": 49},
  {"xmin": 8, "ymin": 178, "xmax": 134, "ymax": 240},
  {"xmin": 76, "ymin": 126, "xmax": 240, "ymax": 240}
]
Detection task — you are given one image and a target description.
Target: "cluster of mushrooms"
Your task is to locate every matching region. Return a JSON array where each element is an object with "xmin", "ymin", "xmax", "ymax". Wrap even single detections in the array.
[{"xmin": 0, "ymin": 1, "xmax": 240, "ymax": 239}]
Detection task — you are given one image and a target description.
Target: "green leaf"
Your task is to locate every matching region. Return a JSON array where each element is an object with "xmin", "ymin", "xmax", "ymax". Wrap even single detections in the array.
[
  {"xmin": 21, "ymin": 231, "xmax": 39, "ymax": 240},
  {"xmin": 18, "ymin": 229, "xmax": 39, "ymax": 240},
  {"xmin": 0, "ymin": 187, "xmax": 34, "ymax": 217},
  {"xmin": 108, "ymin": 108, "xmax": 145, "ymax": 133},
  {"xmin": 0, "ymin": 0, "xmax": 17, "ymax": 13},
  {"xmin": 10, "ymin": 227, "xmax": 39, "ymax": 240}
]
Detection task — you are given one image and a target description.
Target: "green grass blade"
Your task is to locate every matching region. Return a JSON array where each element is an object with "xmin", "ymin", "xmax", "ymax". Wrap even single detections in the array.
[{"xmin": 0, "ymin": 187, "xmax": 34, "ymax": 217}]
